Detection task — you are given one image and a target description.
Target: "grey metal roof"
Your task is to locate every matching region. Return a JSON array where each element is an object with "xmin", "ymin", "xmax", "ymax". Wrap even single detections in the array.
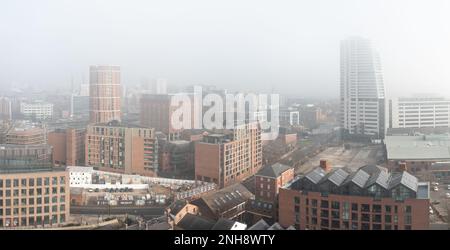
[
  {"xmin": 385, "ymin": 135, "xmax": 450, "ymax": 160},
  {"xmin": 293, "ymin": 164, "xmax": 424, "ymax": 198},
  {"xmin": 305, "ymin": 167, "xmax": 326, "ymax": 184},
  {"xmin": 327, "ymin": 168, "xmax": 350, "ymax": 186},
  {"xmin": 387, "ymin": 171, "xmax": 418, "ymax": 192}
]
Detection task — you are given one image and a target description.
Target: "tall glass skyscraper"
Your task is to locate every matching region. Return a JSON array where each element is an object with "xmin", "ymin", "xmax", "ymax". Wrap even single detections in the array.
[{"xmin": 340, "ymin": 38, "xmax": 385, "ymax": 139}]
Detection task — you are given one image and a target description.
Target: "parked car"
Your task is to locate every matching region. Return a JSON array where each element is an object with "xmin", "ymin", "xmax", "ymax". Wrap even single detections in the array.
[
  {"xmin": 447, "ymin": 185, "xmax": 450, "ymax": 190},
  {"xmin": 433, "ymin": 186, "xmax": 439, "ymax": 191},
  {"xmin": 446, "ymin": 193, "xmax": 450, "ymax": 198}
]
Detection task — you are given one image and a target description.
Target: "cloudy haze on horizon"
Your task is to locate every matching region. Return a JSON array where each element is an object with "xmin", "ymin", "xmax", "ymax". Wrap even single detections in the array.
[{"xmin": 1, "ymin": 0, "xmax": 450, "ymax": 99}]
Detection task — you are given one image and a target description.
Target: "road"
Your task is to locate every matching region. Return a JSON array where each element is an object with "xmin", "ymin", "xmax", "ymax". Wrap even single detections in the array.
[{"xmin": 70, "ymin": 206, "xmax": 165, "ymax": 217}]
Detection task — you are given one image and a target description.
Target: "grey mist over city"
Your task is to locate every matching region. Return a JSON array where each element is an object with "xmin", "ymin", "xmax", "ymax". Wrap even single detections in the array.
[
  {"xmin": 1, "ymin": 0, "xmax": 450, "ymax": 235},
  {"xmin": 1, "ymin": 0, "xmax": 450, "ymax": 98}
]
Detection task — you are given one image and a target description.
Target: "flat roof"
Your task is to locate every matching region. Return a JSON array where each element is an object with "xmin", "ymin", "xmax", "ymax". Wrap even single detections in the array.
[{"xmin": 385, "ymin": 135, "xmax": 450, "ymax": 160}]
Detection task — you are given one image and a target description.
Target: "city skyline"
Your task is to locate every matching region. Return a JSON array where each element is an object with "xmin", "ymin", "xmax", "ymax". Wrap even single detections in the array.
[{"xmin": 1, "ymin": 0, "xmax": 450, "ymax": 98}]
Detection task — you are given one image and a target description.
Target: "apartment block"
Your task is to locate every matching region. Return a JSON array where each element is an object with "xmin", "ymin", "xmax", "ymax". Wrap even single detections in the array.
[
  {"xmin": 48, "ymin": 128, "xmax": 86, "ymax": 167},
  {"xmin": 85, "ymin": 121, "xmax": 158, "ymax": 176},
  {"xmin": 278, "ymin": 161, "xmax": 429, "ymax": 230},
  {"xmin": 89, "ymin": 65, "xmax": 121, "ymax": 123},
  {"xmin": 195, "ymin": 122, "xmax": 262, "ymax": 188}
]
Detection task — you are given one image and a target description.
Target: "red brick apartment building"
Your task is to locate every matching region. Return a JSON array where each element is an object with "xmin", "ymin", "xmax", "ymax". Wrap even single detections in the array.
[
  {"xmin": 195, "ymin": 123, "xmax": 262, "ymax": 188},
  {"xmin": 48, "ymin": 128, "xmax": 86, "ymax": 166},
  {"xmin": 279, "ymin": 160, "xmax": 430, "ymax": 230},
  {"xmin": 255, "ymin": 163, "xmax": 294, "ymax": 203},
  {"xmin": 85, "ymin": 121, "xmax": 158, "ymax": 176}
]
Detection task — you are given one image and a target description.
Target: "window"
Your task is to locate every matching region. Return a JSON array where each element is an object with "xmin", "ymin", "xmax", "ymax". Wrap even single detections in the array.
[
  {"xmin": 372, "ymin": 204, "xmax": 381, "ymax": 213},
  {"xmin": 52, "ymin": 177, "xmax": 57, "ymax": 185},
  {"xmin": 351, "ymin": 213, "xmax": 358, "ymax": 221},
  {"xmin": 361, "ymin": 223, "xmax": 370, "ymax": 230},
  {"xmin": 294, "ymin": 197, "xmax": 300, "ymax": 204},
  {"xmin": 361, "ymin": 204, "xmax": 370, "ymax": 212},
  {"xmin": 351, "ymin": 203, "xmax": 358, "ymax": 211},
  {"xmin": 37, "ymin": 178, "xmax": 42, "ymax": 186},
  {"xmin": 295, "ymin": 205, "xmax": 300, "ymax": 213},
  {"xmin": 321, "ymin": 200, "xmax": 329, "ymax": 208},
  {"xmin": 385, "ymin": 205, "xmax": 391, "ymax": 213},
  {"xmin": 44, "ymin": 177, "xmax": 50, "ymax": 186},
  {"xmin": 321, "ymin": 209, "xmax": 329, "ymax": 218},
  {"xmin": 372, "ymin": 214, "xmax": 381, "ymax": 223},
  {"xmin": 331, "ymin": 210, "xmax": 340, "ymax": 219},
  {"xmin": 385, "ymin": 215, "xmax": 391, "ymax": 223},
  {"xmin": 405, "ymin": 214, "xmax": 412, "ymax": 225},
  {"xmin": 13, "ymin": 179, "xmax": 19, "ymax": 187},
  {"xmin": 331, "ymin": 201, "xmax": 340, "ymax": 209},
  {"xmin": 29, "ymin": 179, "xmax": 34, "ymax": 187},
  {"xmin": 361, "ymin": 214, "xmax": 370, "ymax": 222},
  {"xmin": 405, "ymin": 206, "xmax": 412, "ymax": 213},
  {"xmin": 312, "ymin": 199, "xmax": 318, "ymax": 207},
  {"xmin": 372, "ymin": 224, "xmax": 381, "ymax": 230}
]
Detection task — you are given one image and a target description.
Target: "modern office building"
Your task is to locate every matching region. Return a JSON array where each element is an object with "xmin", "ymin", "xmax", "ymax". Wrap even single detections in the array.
[
  {"xmin": 20, "ymin": 101, "xmax": 53, "ymax": 120},
  {"xmin": 340, "ymin": 38, "xmax": 386, "ymax": 139},
  {"xmin": 389, "ymin": 96, "xmax": 450, "ymax": 129},
  {"xmin": 89, "ymin": 65, "xmax": 121, "ymax": 123},
  {"xmin": 195, "ymin": 122, "xmax": 262, "ymax": 188},
  {"xmin": 278, "ymin": 161, "xmax": 430, "ymax": 230},
  {"xmin": 85, "ymin": 121, "xmax": 158, "ymax": 176},
  {"xmin": 0, "ymin": 166, "xmax": 70, "ymax": 228}
]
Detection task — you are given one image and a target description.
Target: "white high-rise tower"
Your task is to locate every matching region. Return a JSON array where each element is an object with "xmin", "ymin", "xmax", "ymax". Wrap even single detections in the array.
[{"xmin": 340, "ymin": 38, "xmax": 385, "ymax": 139}]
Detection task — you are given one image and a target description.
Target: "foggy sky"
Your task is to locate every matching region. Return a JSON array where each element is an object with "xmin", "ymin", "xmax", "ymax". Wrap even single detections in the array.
[{"xmin": 1, "ymin": 0, "xmax": 450, "ymax": 99}]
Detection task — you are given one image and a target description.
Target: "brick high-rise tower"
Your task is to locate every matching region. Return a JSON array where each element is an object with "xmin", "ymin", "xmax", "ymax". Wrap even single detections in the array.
[{"xmin": 89, "ymin": 65, "xmax": 121, "ymax": 123}]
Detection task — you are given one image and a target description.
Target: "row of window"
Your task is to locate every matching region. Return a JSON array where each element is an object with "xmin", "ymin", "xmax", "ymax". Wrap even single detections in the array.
[{"xmin": 0, "ymin": 177, "xmax": 65, "ymax": 188}]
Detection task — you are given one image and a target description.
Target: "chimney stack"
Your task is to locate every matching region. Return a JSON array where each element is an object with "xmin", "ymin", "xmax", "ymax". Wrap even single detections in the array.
[
  {"xmin": 398, "ymin": 162, "xmax": 407, "ymax": 172},
  {"xmin": 320, "ymin": 160, "xmax": 331, "ymax": 172}
]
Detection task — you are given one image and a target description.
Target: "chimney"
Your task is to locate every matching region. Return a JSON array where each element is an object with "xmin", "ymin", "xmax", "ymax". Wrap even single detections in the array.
[
  {"xmin": 398, "ymin": 162, "xmax": 407, "ymax": 172},
  {"xmin": 320, "ymin": 160, "xmax": 331, "ymax": 172}
]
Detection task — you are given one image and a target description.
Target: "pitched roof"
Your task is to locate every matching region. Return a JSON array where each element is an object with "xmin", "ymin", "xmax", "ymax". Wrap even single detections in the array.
[
  {"xmin": 176, "ymin": 213, "xmax": 215, "ymax": 230},
  {"xmin": 168, "ymin": 200, "xmax": 187, "ymax": 217},
  {"xmin": 256, "ymin": 163, "xmax": 292, "ymax": 178},
  {"xmin": 247, "ymin": 219, "xmax": 270, "ymax": 230},
  {"xmin": 193, "ymin": 183, "xmax": 254, "ymax": 214}
]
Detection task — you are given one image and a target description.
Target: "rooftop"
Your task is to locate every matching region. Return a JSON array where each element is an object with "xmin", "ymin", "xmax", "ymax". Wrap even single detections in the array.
[
  {"xmin": 0, "ymin": 165, "xmax": 65, "ymax": 174},
  {"xmin": 287, "ymin": 165, "xmax": 429, "ymax": 200},
  {"xmin": 256, "ymin": 163, "xmax": 292, "ymax": 178},
  {"xmin": 385, "ymin": 135, "xmax": 450, "ymax": 160},
  {"xmin": 176, "ymin": 213, "xmax": 215, "ymax": 230},
  {"xmin": 193, "ymin": 183, "xmax": 254, "ymax": 213}
]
